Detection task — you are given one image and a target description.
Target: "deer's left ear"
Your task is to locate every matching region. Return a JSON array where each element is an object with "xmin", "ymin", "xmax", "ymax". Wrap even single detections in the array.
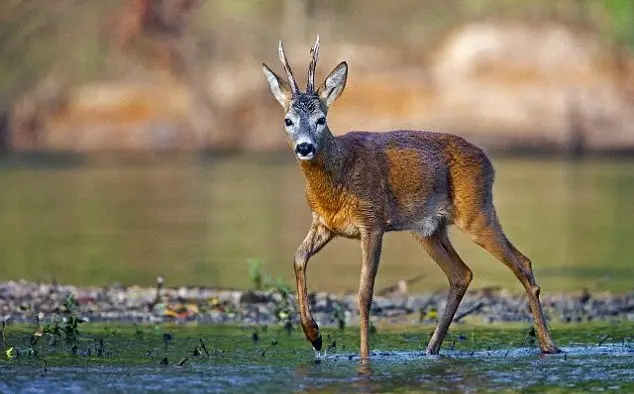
[
  {"xmin": 317, "ymin": 61, "xmax": 348, "ymax": 107},
  {"xmin": 263, "ymin": 63, "xmax": 293, "ymax": 109}
]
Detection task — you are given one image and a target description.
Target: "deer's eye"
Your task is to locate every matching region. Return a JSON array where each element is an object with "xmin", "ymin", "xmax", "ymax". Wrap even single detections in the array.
[
  {"xmin": 284, "ymin": 118, "xmax": 293, "ymax": 127},
  {"xmin": 316, "ymin": 117, "xmax": 326, "ymax": 126}
]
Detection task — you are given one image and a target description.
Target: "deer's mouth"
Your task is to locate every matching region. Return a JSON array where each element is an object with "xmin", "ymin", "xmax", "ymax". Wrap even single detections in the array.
[
  {"xmin": 297, "ymin": 151, "xmax": 315, "ymax": 161},
  {"xmin": 295, "ymin": 142, "xmax": 316, "ymax": 161}
]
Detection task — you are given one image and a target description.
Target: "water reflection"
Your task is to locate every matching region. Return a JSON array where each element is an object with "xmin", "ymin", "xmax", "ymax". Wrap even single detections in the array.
[
  {"xmin": 0, "ymin": 155, "xmax": 632, "ymax": 293},
  {"xmin": 291, "ymin": 344, "xmax": 633, "ymax": 393}
]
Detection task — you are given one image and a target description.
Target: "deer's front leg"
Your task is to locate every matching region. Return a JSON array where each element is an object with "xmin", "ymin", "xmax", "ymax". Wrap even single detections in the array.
[
  {"xmin": 294, "ymin": 219, "xmax": 334, "ymax": 351},
  {"xmin": 358, "ymin": 229, "xmax": 384, "ymax": 360}
]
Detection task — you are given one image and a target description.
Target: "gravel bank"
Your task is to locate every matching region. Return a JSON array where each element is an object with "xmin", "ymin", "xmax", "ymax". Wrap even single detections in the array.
[{"xmin": 1, "ymin": 281, "xmax": 633, "ymax": 327}]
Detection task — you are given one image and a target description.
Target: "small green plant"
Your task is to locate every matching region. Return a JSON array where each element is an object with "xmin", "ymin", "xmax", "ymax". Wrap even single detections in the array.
[
  {"xmin": 247, "ymin": 258, "xmax": 293, "ymax": 294},
  {"xmin": 246, "ymin": 258, "xmax": 264, "ymax": 290},
  {"xmin": 246, "ymin": 258, "xmax": 297, "ymax": 328},
  {"xmin": 61, "ymin": 294, "xmax": 82, "ymax": 341},
  {"xmin": 333, "ymin": 304, "xmax": 346, "ymax": 330},
  {"xmin": 265, "ymin": 277, "xmax": 292, "ymax": 297},
  {"xmin": 36, "ymin": 293, "xmax": 86, "ymax": 343}
]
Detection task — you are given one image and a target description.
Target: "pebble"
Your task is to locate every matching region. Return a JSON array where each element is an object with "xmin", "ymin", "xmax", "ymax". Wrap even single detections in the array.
[{"xmin": 0, "ymin": 280, "xmax": 632, "ymax": 327}]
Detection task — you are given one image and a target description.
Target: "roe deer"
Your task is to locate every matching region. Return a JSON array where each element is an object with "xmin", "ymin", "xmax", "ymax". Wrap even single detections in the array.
[{"xmin": 262, "ymin": 36, "xmax": 560, "ymax": 360}]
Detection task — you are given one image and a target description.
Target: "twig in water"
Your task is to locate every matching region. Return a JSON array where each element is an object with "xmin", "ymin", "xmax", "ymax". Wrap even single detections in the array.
[
  {"xmin": 199, "ymin": 338, "xmax": 210, "ymax": 356},
  {"xmin": 30, "ymin": 333, "xmax": 41, "ymax": 347},
  {"xmin": 177, "ymin": 356, "xmax": 189, "ymax": 366},
  {"xmin": 1, "ymin": 321, "xmax": 5, "ymax": 350},
  {"xmin": 524, "ymin": 326, "xmax": 537, "ymax": 346},
  {"xmin": 163, "ymin": 332, "xmax": 174, "ymax": 351},
  {"xmin": 96, "ymin": 338, "xmax": 105, "ymax": 356},
  {"xmin": 598, "ymin": 334, "xmax": 610, "ymax": 346},
  {"xmin": 326, "ymin": 335, "xmax": 337, "ymax": 353},
  {"xmin": 260, "ymin": 340, "xmax": 279, "ymax": 357}
]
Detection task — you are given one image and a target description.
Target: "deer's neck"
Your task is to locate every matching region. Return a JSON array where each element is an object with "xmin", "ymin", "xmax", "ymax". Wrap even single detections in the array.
[{"xmin": 298, "ymin": 134, "xmax": 347, "ymax": 196}]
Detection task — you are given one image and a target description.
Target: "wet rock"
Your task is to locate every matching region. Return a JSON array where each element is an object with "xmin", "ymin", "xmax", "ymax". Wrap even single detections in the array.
[{"xmin": 239, "ymin": 291, "xmax": 268, "ymax": 304}]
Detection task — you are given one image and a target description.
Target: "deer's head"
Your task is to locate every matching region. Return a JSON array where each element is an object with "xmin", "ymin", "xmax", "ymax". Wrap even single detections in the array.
[{"xmin": 263, "ymin": 36, "xmax": 348, "ymax": 161}]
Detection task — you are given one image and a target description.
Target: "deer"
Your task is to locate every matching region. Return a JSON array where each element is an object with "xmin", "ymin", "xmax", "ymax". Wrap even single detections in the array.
[{"xmin": 262, "ymin": 36, "xmax": 561, "ymax": 361}]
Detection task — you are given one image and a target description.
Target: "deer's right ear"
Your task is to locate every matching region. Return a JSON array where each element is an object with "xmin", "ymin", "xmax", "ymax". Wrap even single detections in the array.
[{"xmin": 262, "ymin": 63, "xmax": 292, "ymax": 109}]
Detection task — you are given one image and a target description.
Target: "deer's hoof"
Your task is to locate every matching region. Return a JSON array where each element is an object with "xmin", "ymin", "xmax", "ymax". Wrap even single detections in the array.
[
  {"xmin": 311, "ymin": 335, "xmax": 323, "ymax": 351},
  {"xmin": 542, "ymin": 346, "xmax": 563, "ymax": 355}
]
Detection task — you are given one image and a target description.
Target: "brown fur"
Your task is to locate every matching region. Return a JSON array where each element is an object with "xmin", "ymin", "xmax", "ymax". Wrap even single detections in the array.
[{"xmin": 263, "ymin": 38, "xmax": 560, "ymax": 361}]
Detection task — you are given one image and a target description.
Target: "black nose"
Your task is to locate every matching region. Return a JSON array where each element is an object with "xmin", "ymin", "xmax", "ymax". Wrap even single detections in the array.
[{"xmin": 295, "ymin": 142, "xmax": 315, "ymax": 156}]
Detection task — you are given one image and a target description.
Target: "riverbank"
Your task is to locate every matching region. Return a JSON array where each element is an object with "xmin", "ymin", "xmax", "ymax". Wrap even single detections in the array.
[{"xmin": 1, "ymin": 280, "xmax": 632, "ymax": 327}]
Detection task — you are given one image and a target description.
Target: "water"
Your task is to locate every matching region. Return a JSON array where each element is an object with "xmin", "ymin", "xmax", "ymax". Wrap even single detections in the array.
[
  {"xmin": 0, "ymin": 323, "xmax": 633, "ymax": 393},
  {"xmin": 0, "ymin": 154, "xmax": 632, "ymax": 293}
]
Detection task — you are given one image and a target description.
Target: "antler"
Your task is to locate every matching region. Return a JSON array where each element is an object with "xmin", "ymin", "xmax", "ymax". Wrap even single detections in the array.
[
  {"xmin": 306, "ymin": 35, "xmax": 320, "ymax": 93},
  {"xmin": 278, "ymin": 41, "xmax": 300, "ymax": 95}
]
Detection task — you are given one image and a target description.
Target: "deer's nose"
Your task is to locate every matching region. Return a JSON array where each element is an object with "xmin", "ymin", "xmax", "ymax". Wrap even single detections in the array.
[{"xmin": 295, "ymin": 142, "xmax": 315, "ymax": 157}]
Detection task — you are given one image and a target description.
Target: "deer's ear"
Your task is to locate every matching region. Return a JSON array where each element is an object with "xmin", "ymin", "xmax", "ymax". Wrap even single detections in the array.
[
  {"xmin": 317, "ymin": 61, "xmax": 348, "ymax": 107},
  {"xmin": 262, "ymin": 63, "xmax": 292, "ymax": 109}
]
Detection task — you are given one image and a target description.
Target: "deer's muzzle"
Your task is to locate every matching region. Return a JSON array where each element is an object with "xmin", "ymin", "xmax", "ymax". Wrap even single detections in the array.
[{"xmin": 295, "ymin": 142, "xmax": 316, "ymax": 160}]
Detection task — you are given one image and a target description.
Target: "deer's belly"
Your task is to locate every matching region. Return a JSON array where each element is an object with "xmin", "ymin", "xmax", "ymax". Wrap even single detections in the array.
[
  {"xmin": 385, "ymin": 206, "xmax": 451, "ymax": 236},
  {"xmin": 318, "ymin": 213, "xmax": 360, "ymax": 239},
  {"xmin": 386, "ymin": 216, "xmax": 439, "ymax": 233}
]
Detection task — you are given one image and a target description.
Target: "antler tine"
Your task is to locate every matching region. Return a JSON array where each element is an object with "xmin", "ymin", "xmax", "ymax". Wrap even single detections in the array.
[
  {"xmin": 278, "ymin": 40, "xmax": 300, "ymax": 95},
  {"xmin": 307, "ymin": 35, "xmax": 320, "ymax": 93}
]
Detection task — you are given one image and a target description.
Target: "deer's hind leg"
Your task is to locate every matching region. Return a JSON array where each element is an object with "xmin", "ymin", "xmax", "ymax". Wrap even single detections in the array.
[
  {"xmin": 415, "ymin": 227, "xmax": 473, "ymax": 355},
  {"xmin": 458, "ymin": 208, "xmax": 560, "ymax": 354}
]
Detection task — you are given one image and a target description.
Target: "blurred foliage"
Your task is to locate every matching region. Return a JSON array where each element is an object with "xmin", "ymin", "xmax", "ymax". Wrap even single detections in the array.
[
  {"xmin": 0, "ymin": 0, "xmax": 118, "ymax": 104},
  {"xmin": 605, "ymin": 0, "xmax": 634, "ymax": 47},
  {"xmin": 1, "ymin": 0, "xmax": 633, "ymax": 107}
]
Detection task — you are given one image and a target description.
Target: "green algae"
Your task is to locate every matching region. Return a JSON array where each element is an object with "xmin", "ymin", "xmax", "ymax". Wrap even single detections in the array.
[{"xmin": 0, "ymin": 322, "xmax": 632, "ymax": 393}]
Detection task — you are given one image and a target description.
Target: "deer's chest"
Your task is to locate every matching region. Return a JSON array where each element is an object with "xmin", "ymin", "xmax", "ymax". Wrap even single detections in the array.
[{"xmin": 306, "ymin": 189, "xmax": 361, "ymax": 239}]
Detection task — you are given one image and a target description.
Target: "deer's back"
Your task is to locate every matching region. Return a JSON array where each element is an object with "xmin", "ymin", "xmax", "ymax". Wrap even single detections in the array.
[{"xmin": 320, "ymin": 130, "xmax": 495, "ymax": 236}]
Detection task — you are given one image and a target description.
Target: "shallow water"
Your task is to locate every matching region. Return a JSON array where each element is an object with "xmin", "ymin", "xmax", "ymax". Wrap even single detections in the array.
[
  {"xmin": 2, "ymin": 344, "xmax": 633, "ymax": 393},
  {"xmin": 1, "ymin": 323, "xmax": 633, "ymax": 393},
  {"xmin": 0, "ymin": 155, "xmax": 633, "ymax": 293}
]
